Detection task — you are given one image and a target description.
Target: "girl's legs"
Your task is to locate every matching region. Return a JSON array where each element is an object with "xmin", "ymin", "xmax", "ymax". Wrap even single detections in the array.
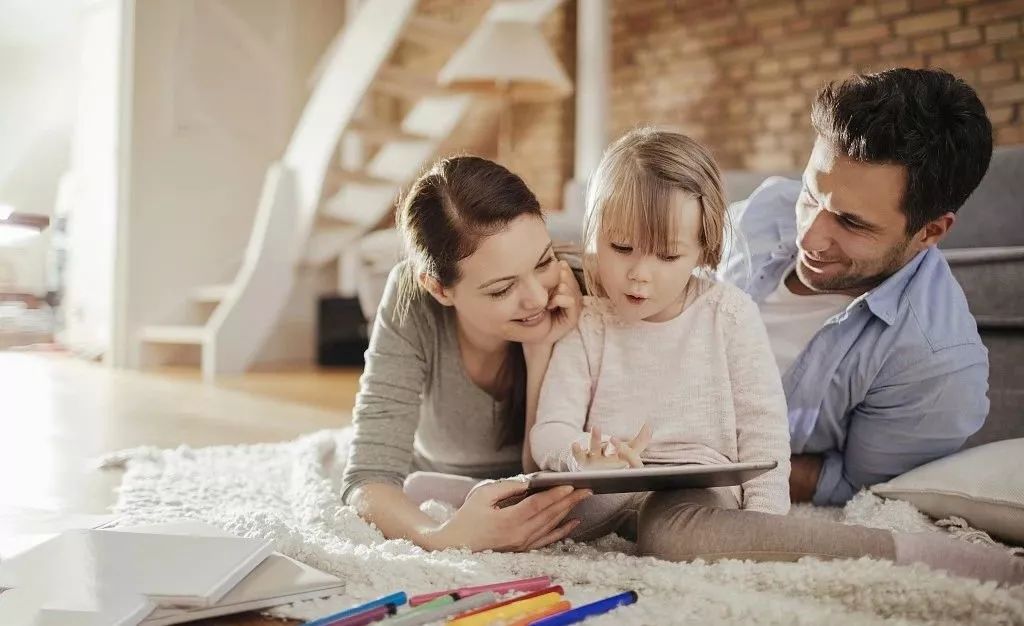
[
  {"xmin": 568, "ymin": 492, "xmax": 646, "ymax": 542},
  {"xmin": 403, "ymin": 471, "xmax": 481, "ymax": 507},
  {"xmin": 637, "ymin": 489, "xmax": 1024, "ymax": 586}
]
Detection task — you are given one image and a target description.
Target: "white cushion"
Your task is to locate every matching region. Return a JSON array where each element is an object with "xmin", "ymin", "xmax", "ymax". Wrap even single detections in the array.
[{"xmin": 871, "ymin": 438, "xmax": 1024, "ymax": 545}]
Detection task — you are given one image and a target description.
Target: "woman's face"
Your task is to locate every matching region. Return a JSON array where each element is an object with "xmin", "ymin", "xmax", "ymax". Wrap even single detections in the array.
[{"xmin": 436, "ymin": 214, "xmax": 560, "ymax": 346}]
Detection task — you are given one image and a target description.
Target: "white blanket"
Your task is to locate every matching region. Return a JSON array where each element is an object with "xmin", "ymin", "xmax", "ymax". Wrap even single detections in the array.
[{"xmin": 99, "ymin": 429, "xmax": 1024, "ymax": 624}]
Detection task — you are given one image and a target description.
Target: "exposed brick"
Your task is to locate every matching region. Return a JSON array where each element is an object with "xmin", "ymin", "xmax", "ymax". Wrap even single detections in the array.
[
  {"xmin": 987, "ymin": 105, "xmax": 1017, "ymax": 124},
  {"xmin": 985, "ymin": 21, "xmax": 1021, "ymax": 42},
  {"xmin": 947, "ymin": 26, "xmax": 982, "ymax": 46},
  {"xmin": 979, "ymin": 62, "xmax": 1017, "ymax": 84},
  {"xmin": 783, "ymin": 54, "xmax": 815, "ymax": 71},
  {"xmin": 835, "ymin": 23, "xmax": 893, "ymax": 46},
  {"xmin": 849, "ymin": 45, "xmax": 879, "ymax": 64},
  {"xmin": 1001, "ymin": 40, "xmax": 1024, "ymax": 59},
  {"xmin": 880, "ymin": 39, "xmax": 911, "ymax": 56},
  {"xmin": 879, "ymin": 0, "xmax": 912, "ymax": 17},
  {"xmin": 914, "ymin": 34, "xmax": 947, "ymax": 53},
  {"xmin": 847, "ymin": 5, "xmax": 879, "ymax": 23},
  {"xmin": 744, "ymin": 3, "xmax": 800, "ymax": 25},
  {"xmin": 773, "ymin": 32, "xmax": 828, "ymax": 53},
  {"xmin": 967, "ymin": 1, "xmax": 1024, "ymax": 25},
  {"xmin": 992, "ymin": 82, "xmax": 1024, "ymax": 104},
  {"xmin": 895, "ymin": 9, "xmax": 963, "ymax": 35},
  {"xmin": 929, "ymin": 45, "xmax": 997, "ymax": 67},
  {"xmin": 607, "ymin": 0, "xmax": 1023, "ymax": 180},
  {"xmin": 996, "ymin": 125, "xmax": 1024, "ymax": 144}
]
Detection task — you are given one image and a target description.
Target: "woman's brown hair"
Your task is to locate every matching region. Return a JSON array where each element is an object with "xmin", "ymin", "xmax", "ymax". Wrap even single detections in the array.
[{"xmin": 395, "ymin": 155, "xmax": 543, "ymax": 450}]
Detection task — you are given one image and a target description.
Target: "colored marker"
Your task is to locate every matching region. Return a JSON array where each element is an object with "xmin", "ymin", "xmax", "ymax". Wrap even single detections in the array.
[
  {"xmin": 448, "ymin": 591, "xmax": 562, "ymax": 626},
  {"xmin": 383, "ymin": 591, "xmax": 498, "ymax": 626},
  {"xmin": 528, "ymin": 590, "xmax": 638, "ymax": 626},
  {"xmin": 409, "ymin": 576, "xmax": 550, "ymax": 606},
  {"xmin": 325, "ymin": 604, "xmax": 396, "ymax": 626},
  {"xmin": 506, "ymin": 600, "xmax": 572, "ymax": 626},
  {"xmin": 303, "ymin": 591, "xmax": 408, "ymax": 626},
  {"xmin": 449, "ymin": 586, "xmax": 564, "ymax": 621},
  {"xmin": 403, "ymin": 594, "xmax": 455, "ymax": 614}
]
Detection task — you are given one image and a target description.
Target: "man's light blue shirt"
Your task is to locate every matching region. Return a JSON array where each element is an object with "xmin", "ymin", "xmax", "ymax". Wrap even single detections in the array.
[{"xmin": 720, "ymin": 178, "xmax": 989, "ymax": 506}]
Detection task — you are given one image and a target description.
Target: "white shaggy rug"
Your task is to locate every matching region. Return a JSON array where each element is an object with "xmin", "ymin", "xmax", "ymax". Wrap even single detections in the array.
[{"xmin": 99, "ymin": 429, "xmax": 1024, "ymax": 625}]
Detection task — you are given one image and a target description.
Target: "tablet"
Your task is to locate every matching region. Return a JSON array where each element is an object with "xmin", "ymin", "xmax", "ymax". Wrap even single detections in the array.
[{"xmin": 523, "ymin": 461, "xmax": 777, "ymax": 495}]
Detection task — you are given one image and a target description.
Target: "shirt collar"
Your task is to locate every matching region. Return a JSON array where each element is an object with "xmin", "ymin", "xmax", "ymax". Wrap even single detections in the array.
[{"xmin": 861, "ymin": 247, "xmax": 933, "ymax": 326}]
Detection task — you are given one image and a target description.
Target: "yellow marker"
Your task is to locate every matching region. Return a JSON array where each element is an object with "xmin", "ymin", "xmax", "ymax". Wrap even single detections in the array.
[
  {"xmin": 447, "ymin": 592, "xmax": 562, "ymax": 626},
  {"xmin": 505, "ymin": 600, "xmax": 572, "ymax": 626}
]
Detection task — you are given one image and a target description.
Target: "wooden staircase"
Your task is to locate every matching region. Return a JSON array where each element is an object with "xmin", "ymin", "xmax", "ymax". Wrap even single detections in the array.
[{"xmin": 139, "ymin": 0, "xmax": 483, "ymax": 380}]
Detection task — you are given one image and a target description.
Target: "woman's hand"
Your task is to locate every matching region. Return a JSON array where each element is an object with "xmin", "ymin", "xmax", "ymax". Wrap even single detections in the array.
[
  {"xmin": 528, "ymin": 260, "xmax": 582, "ymax": 349},
  {"xmin": 428, "ymin": 479, "xmax": 591, "ymax": 552},
  {"xmin": 571, "ymin": 424, "xmax": 653, "ymax": 470}
]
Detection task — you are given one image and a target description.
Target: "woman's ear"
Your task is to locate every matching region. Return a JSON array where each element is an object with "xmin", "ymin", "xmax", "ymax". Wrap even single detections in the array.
[{"xmin": 418, "ymin": 272, "xmax": 455, "ymax": 307}]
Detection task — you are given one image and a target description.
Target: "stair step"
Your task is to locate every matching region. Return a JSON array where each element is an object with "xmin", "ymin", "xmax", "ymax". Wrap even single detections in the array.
[
  {"xmin": 373, "ymin": 65, "xmax": 450, "ymax": 100},
  {"xmin": 402, "ymin": 14, "xmax": 474, "ymax": 50},
  {"xmin": 192, "ymin": 284, "xmax": 231, "ymax": 304},
  {"xmin": 348, "ymin": 119, "xmax": 429, "ymax": 144},
  {"xmin": 139, "ymin": 325, "xmax": 207, "ymax": 345},
  {"xmin": 325, "ymin": 167, "xmax": 397, "ymax": 189}
]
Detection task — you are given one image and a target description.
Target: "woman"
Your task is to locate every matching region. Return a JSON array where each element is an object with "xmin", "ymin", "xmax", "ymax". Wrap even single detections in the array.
[{"xmin": 341, "ymin": 155, "xmax": 590, "ymax": 552}]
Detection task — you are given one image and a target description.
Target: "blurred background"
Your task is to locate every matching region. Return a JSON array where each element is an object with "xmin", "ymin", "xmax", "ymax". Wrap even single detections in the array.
[{"xmin": 1, "ymin": 0, "xmax": 1021, "ymax": 381}]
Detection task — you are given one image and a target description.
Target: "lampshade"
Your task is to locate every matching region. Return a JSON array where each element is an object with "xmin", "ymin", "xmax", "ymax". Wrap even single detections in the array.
[{"xmin": 438, "ymin": 19, "xmax": 572, "ymax": 102}]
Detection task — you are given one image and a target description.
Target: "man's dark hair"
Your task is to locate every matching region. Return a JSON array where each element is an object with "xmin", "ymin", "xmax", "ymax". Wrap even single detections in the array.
[{"xmin": 810, "ymin": 68, "xmax": 992, "ymax": 234}]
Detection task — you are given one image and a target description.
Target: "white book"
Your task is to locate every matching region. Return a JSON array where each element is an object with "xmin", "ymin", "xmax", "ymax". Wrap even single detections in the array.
[
  {"xmin": 0, "ymin": 586, "xmax": 154, "ymax": 626},
  {"xmin": 112, "ymin": 522, "xmax": 344, "ymax": 626},
  {"xmin": 0, "ymin": 528, "xmax": 274, "ymax": 608},
  {"xmin": 0, "ymin": 507, "xmax": 119, "ymax": 561}
]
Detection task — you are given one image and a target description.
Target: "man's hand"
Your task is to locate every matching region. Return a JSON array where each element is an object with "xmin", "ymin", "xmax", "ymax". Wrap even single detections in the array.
[{"xmin": 789, "ymin": 454, "xmax": 823, "ymax": 503}]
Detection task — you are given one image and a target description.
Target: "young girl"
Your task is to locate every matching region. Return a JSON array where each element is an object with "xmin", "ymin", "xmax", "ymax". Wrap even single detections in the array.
[{"xmin": 528, "ymin": 128, "xmax": 790, "ymax": 540}]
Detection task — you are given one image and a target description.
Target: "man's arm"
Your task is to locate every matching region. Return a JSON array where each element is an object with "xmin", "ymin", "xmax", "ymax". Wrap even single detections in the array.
[{"xmin": 811, "ymin": 347, "xmax": 988, "ymax": 506}]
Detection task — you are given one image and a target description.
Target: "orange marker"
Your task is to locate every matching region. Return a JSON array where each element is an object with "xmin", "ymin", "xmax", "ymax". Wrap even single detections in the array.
[{"xmin": 505, "ymin": 600, "xmax": 572, "ymax": 626}]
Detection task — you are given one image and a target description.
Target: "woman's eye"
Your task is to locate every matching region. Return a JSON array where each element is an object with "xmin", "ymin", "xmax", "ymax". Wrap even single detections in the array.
[
  {"xmin": 536, "ymin": 256, "xmax": 555, "ymax": 269},
  {"xmin": 488, "ymin": 285, "xmax": 513, "ymax": 299},
  {"xmin": 659, "ymin": 255, "xmax": 682, "ymax": 262},
  {"xmin": 610, "ymin": 243, "xmax": 632, "ymax": 254}
]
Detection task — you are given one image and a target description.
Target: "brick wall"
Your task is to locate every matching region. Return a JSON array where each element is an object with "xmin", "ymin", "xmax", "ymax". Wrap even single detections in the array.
[{"xmin": 610, "ymin": 0, "xmax": 1024, "ymax": 173}]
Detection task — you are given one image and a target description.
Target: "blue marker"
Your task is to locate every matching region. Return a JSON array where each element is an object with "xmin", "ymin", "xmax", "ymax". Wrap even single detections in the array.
[
  {"xmin": 303, "ymin": 591, "xmax": 408, "ymax": 626},
  {"xmin": 528, "ymin": 590, "xmax": 638, "ymax": 626}
]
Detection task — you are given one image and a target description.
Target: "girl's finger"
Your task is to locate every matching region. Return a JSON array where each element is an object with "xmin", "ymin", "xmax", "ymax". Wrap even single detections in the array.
[
  {"xmin": 589, "ymin": 426, "xmax": 602, "ymax": 455},
  {"xmin": 631, "ymin": 423, "xmax": 654, "ymax": 453}
]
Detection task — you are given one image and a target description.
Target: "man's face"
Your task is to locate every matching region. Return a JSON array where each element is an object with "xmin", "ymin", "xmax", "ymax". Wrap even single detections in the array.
[{"xmin": 794, "ymin": 138, "xmax": 922, "ymax": 296}]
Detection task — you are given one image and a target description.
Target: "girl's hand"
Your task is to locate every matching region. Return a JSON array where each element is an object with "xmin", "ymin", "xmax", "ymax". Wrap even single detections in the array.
[
  {"xmin": 571, "ymin": 424, "xmax": 653, "ymax": 470},
  {"xmin": 530, "ymin": 260, "xmax": 582, "ymax": 348},
  {"xmin": 430, "ymin": 479, "xmax": 592, "ymax": 552}
]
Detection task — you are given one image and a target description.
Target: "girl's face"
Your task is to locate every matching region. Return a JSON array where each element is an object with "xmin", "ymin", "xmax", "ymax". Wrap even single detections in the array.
[
  {"xmin": 430, "ymin": 214, "xmax": 561, "ymax": 346},
  {"xmin": 596, "ymin": 190, "xmax": 703, "ymax": 323}
]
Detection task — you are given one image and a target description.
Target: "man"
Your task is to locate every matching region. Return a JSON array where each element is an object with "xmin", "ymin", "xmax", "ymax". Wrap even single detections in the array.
[{"xmin": 721, "ymin": 68, "xmax": 993, "ymax": 506}]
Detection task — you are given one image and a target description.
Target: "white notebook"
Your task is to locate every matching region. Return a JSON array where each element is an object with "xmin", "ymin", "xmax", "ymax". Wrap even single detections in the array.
[
  {"xmin": 0, "ymin": 586, "xmax": 154, "ymax": 626},
  {"xmin": 116, "ymin": 522, "xmax": 345, "ymax": 626},
  {"xmin": 0, "ymin": 528, "xmax": 274, "ymax": 608}
]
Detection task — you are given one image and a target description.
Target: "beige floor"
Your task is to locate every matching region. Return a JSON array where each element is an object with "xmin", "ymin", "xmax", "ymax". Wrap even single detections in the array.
[
  {"xmin": 1, "ymin": 352, "xmax": 359, "ymax": 514},
  {"xmin": 1, "ymin": 353, "xmax": 362, "ymax": 625}
]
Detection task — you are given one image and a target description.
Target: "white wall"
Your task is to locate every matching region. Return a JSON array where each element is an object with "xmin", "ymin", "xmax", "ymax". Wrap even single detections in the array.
[
  {"xmin": 59, "ymin": 0, "xmax": 123, "ymax": 356},
  {"xmin": 118, "ymin": 0, "xmax": 344, "ymax": 368}
]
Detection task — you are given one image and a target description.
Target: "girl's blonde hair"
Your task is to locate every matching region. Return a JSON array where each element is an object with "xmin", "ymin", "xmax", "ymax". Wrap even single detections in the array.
[{"xmin": 582, "ymin": 127, "xmax": 729, "ymax": 298}]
